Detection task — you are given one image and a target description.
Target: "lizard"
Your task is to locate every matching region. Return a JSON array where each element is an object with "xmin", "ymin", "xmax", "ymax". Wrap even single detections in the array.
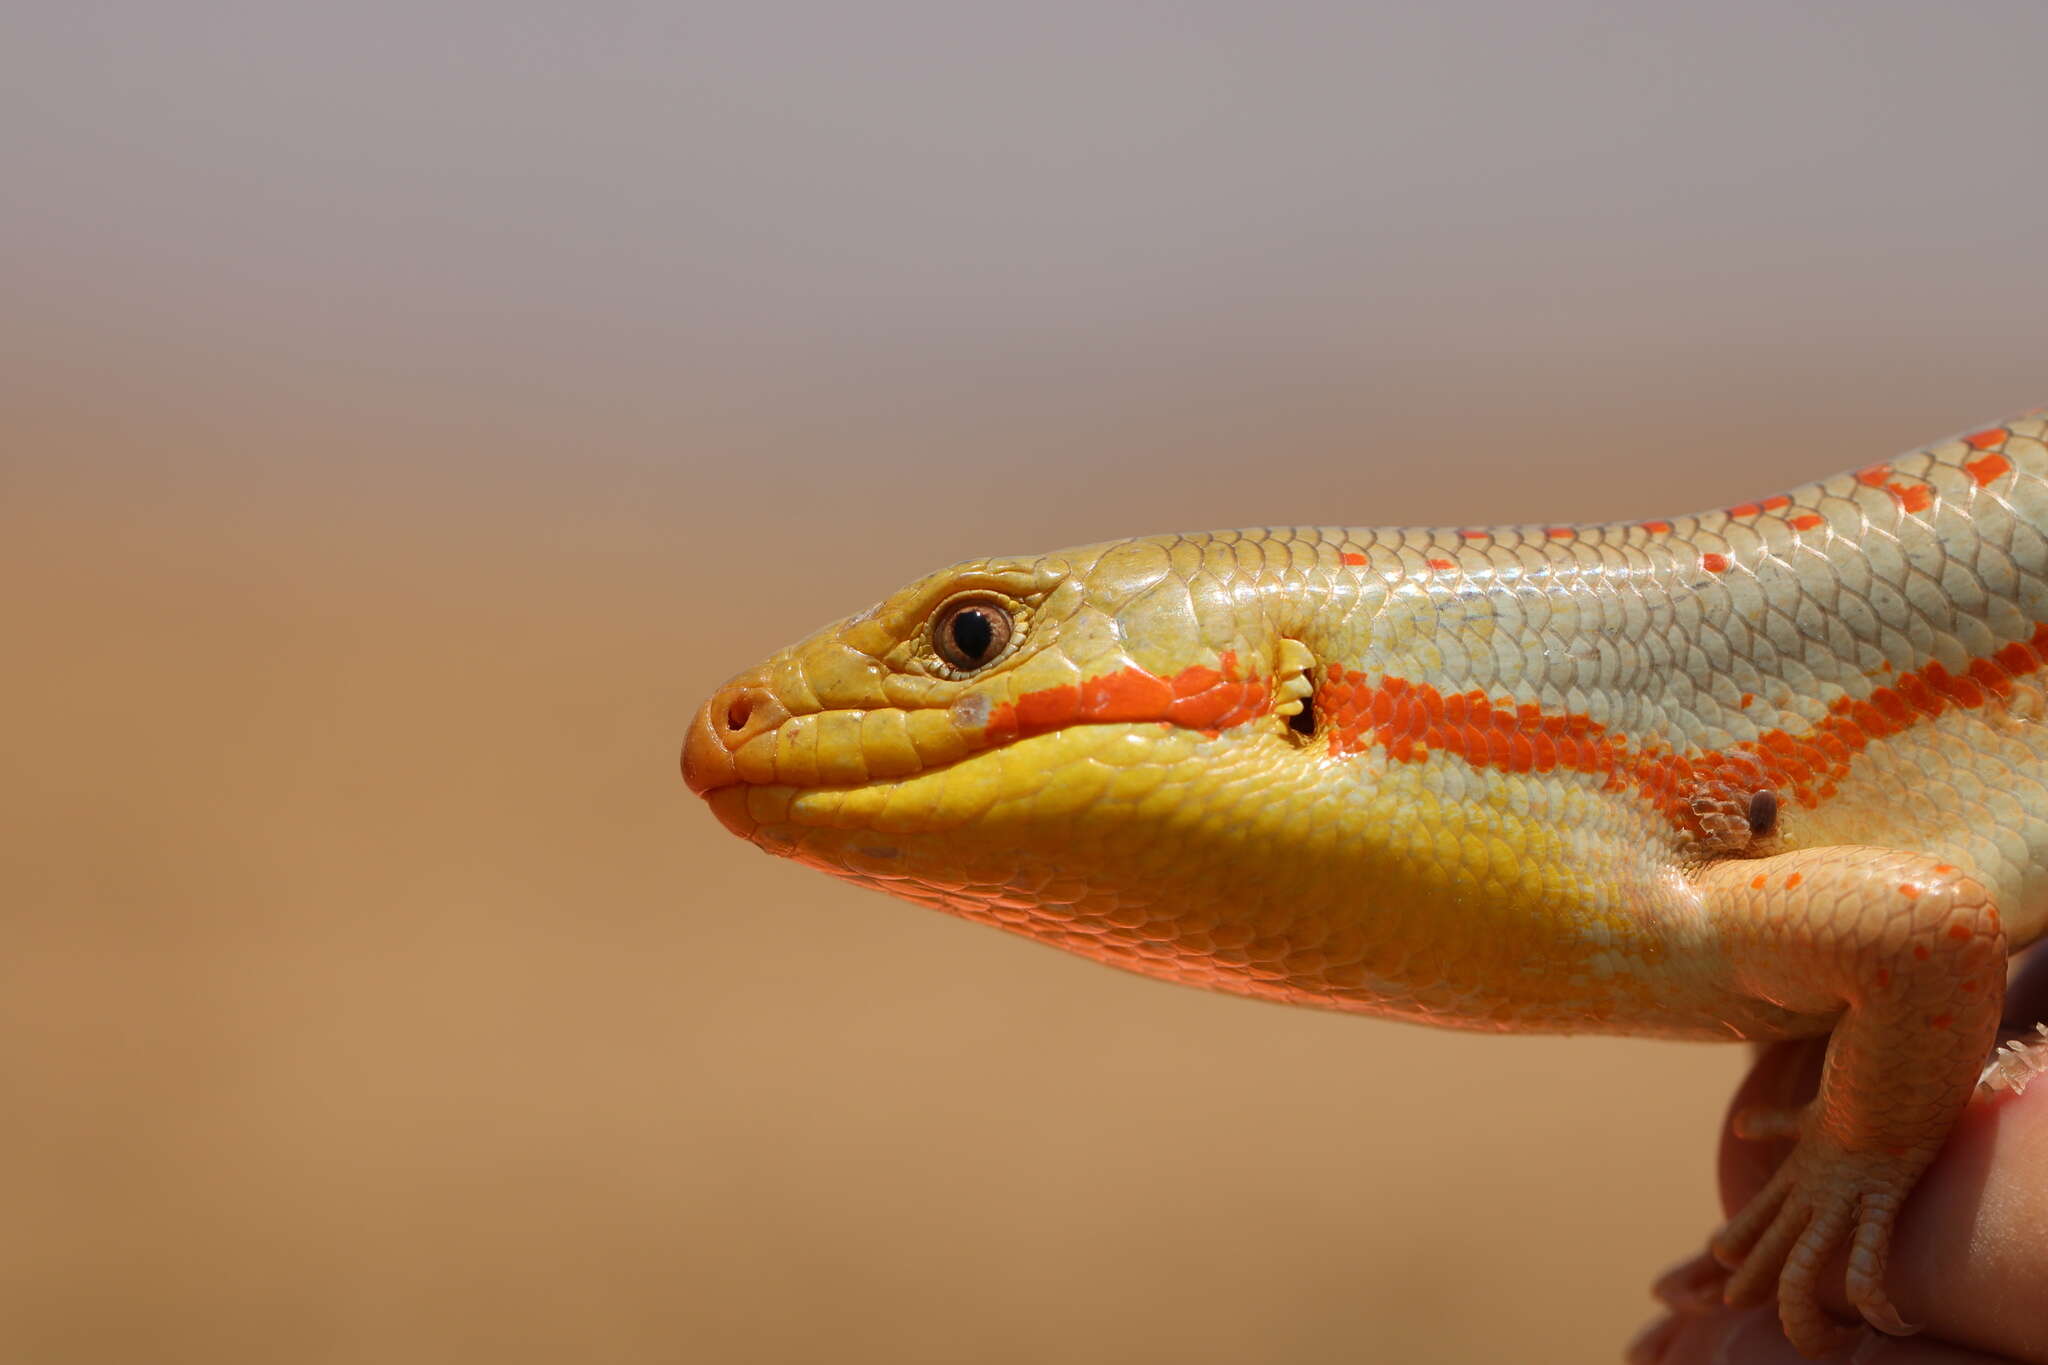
[{"xmin": 682, "ymin": 410, "xmax": 2048, "ymax": 1356}]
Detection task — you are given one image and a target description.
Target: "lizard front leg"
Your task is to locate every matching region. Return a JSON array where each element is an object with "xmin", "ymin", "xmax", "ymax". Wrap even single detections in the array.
[{"xmin": 1687, "ymin": 845, "xmax": 2007, "ymax": 1357}]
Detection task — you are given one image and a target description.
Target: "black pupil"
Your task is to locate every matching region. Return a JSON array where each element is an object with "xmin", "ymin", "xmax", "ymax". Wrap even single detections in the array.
[{"xmin": 950, "ymin": 608, "xmax": 995, "ymax": 662}]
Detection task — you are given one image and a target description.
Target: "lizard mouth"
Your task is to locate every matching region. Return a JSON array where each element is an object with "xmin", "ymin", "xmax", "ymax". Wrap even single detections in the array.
[
  {"xmin": 695, "ymin": 727, "xmax": 1079, "ymax": 841},
  {"xmin": 697, "ymin": 772, "xmax": 957, "ymax": 880},
  {"xmin": 701, "ymin": 786, "xmax": 760, "ymax": 838},
  {"xmin": 689, "ymin": 643, "xmax": 1320, "ymax": 840},
  {"xmin": 687, "ymin": 642, "xmax": 1306, "ymax": 806},
  {"xmin": 695, "ymin": 716, "xmax": 1219, "ymax": 849}
]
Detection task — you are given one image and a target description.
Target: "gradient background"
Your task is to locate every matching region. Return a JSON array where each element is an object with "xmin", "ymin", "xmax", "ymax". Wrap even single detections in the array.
[{"xmin": 6, "ymin": 4, "xmax": 2047, "ymax": 1362}]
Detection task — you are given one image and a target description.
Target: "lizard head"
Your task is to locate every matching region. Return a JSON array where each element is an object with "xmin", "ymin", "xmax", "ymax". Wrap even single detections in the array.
[{"xmin": 683, "ymin": 531, "xmax": 1345, "ymax": 975}]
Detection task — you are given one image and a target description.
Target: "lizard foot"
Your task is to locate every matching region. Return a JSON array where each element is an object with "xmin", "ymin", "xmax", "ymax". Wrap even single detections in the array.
[
  {"xmin": 1692, "ymin": 844, "xmax": 2007, "ymax": 1357},
  {"xmin": 1710, "ymin": 1121, "xmax": 1918, "ymax": 1357}
]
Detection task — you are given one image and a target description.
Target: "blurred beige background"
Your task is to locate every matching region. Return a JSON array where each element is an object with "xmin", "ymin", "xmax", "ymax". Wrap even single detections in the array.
[{"xmin": 4, "ymin": 4, "xmax": 2046, "ymax": 1362}]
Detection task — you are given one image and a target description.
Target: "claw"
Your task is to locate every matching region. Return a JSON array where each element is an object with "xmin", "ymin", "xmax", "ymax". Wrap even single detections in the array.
[
  {"xmin": 1713, "ymin": 1151, "xmax": 1927, "ymax": 1355},
  {"xmin": 1844, "ymin": 1200, "xmax": 1918, "ymax": 1338}
]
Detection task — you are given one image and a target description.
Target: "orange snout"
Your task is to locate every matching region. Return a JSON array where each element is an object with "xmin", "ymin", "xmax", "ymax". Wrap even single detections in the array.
[{"xmin": 681, "ymin": 673, "xmax": 785, "ymax": 797}]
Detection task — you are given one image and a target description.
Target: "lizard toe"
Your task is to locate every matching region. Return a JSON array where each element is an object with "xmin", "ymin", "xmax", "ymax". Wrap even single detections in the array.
[
  {"xmin": 1710, "ymin": 1159, "xmax": 1792, "ymax": 1271},
  {"xmin": 1774, "ymin": 1197, "xmax": 1857, "ymax": 1354},
  {"xmin": 1720, "ymin": 1190, "xmax": 1809, "ymax": 1308},
  {"xmin": 1844, "ymin": 1197, "xmax": 1917, "ymax": 1338}
]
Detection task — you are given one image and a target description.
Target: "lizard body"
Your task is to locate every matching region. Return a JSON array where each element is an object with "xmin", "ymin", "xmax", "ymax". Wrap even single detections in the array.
[{"xmin": 683, "ymin": 412, "xmax": 2048, "ymax": 1354}]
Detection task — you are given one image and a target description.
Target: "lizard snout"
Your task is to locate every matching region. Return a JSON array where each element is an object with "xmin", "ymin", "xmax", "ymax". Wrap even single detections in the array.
[{"xmin": 682, "ymin": 673, "xmax": 786, "ymax": 796}]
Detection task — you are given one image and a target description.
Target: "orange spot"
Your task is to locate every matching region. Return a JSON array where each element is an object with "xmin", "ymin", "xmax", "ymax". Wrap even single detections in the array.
[
  {"xmin": 1887, "ymin": 481, "xmax": 1933, "ymax": 514},
  {"xmin": 1762, "ymin": 495, "xmax": 1791, "ymax": 511},
  {"xmin": 1341, "ymin": 552, "xmax": 1367, "ymax": 566},
  {"xmin": 1785, "ymin": 873, "xmax": 1802, "ymax": 888},
  {"xmin": 1928, "ymin": 1013, "xmax": 1953, "ymax": 1030},
  {"xmin": 1640, "ymin": 520, "xmax": 1672, "ymax": 535},
  {"xmin": 1458, "ymin": 529, "xmax": 1488, "ymax": 541},
  {"xmin": 1965, "ymin": 453, "xmax": 2012, "ymax": 486},
  {"xmin": 1964, "ymin": 428, "xmax": 2007, "ymax": 450},
  {"xmin": 1873, "ymin": 968, "xmax": 1890, "ymax": 987},
  {"xmin": 1546, "ymin": 527, "xmax": 1574, "ymax": 540},
  {"xmin": 1933, "ymin": 864, "xmax": 1956, "ymax": 873},
  {"xmin": 1425, "ymin": 558, "xmax": 1455, "ymax": 571},
  {"xmin": 1750, "ymin": 874, "xmax": 1767, "ymax": 890},
  {"xmin": 1739, "ymin": 693, "xmax": 1755, "ymax": 708},
  {"xmin": 1700, "ymin": 553, "xmax": 1730, "ymax": 573},
  {"xmin": 1947, "ymin": 923, "xmax": 1973, "ymax": 940},
  {"xmin": 1790, "ymin": 513, "xmax": 1825, "ymax": 531},
  {"xmin": 1913, "ymin": 945, "xmax": 1931, "ymax": 961},
  {"xmin": 1727, "ymin": 502, "xmax": 1761, "ymax": 518},
  {"xmin": 1856, "ymin": 464, "xmax": 1892, "ymax": 486},
  {"xmin": 1899, "ymin": 883, "xmax": 1920, "ymax": 899}
]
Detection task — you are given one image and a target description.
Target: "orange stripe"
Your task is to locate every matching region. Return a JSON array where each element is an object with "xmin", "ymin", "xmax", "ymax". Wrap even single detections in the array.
[
  {"xmin": 982, "ymin": 651, "xmax": 1270, "ymax": 745},
  {"xmin": 1318, "ymin": 623, "xmax": 2048, "ymax": 835},
  {"xmin": 973, "ymin": 613, "xmax": 2048, "ymax": 840}
]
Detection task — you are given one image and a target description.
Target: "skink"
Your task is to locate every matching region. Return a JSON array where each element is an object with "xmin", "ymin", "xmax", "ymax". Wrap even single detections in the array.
[{"xmin": 684, "ymin": 411, "xmax": 2048, "ymax": 1355}]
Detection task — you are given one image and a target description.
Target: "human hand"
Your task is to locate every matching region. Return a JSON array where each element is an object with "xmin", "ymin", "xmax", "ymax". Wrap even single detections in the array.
[{"xmin": 1627, "ymin": 950, "xmax": 2048, "ymax": 1364}]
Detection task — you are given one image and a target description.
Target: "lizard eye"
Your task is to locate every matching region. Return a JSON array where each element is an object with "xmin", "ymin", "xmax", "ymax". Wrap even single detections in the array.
[{"xmin": 931, "ymin": 597, "xmax": 1015, "ymax": 672}]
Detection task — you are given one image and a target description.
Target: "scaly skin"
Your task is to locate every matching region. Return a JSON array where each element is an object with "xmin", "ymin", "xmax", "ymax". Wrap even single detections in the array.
[{"xmin": 683, "ymin": 412, "xmax": 2048, "ymax": 1356}]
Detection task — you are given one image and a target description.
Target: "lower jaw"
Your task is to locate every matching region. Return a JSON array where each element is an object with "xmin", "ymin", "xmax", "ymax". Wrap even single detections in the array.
[{"xmin": 703, "ymin": 786, "xmax": 759, "ymax": 838}]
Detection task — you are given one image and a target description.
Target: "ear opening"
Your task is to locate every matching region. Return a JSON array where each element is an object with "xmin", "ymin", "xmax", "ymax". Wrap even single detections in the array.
[{"xmin": 1273, "ymin": 638, "xmax": 1319, "ymax": 745}]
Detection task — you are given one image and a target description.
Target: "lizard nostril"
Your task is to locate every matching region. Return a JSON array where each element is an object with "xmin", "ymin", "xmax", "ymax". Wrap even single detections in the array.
[{"xmin": 685, "ymin": 680, "xmax": 785, "ymax": 796}]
